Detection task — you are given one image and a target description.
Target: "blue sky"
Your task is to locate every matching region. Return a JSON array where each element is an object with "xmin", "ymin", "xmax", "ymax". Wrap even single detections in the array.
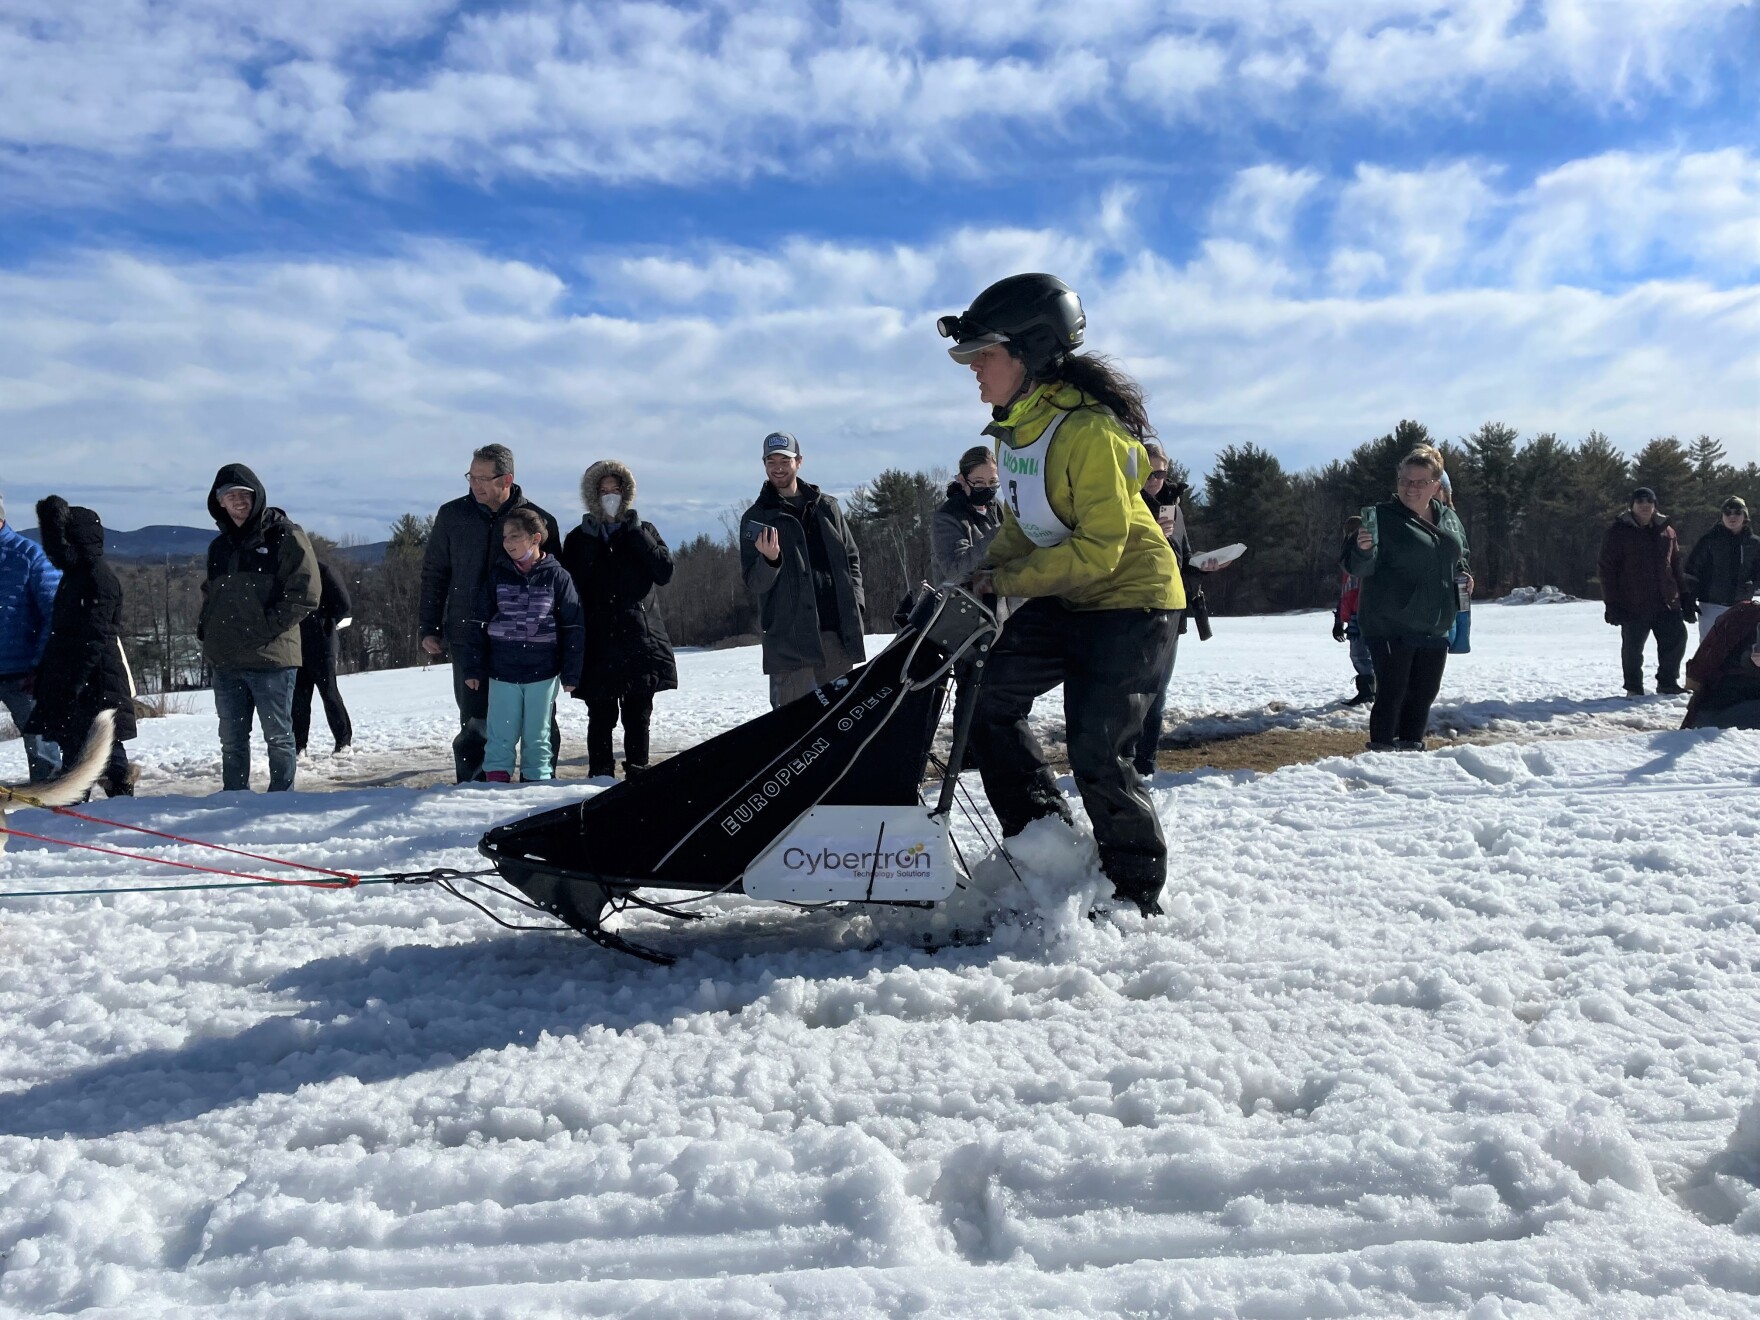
[{"xmin": 2, "ymin": 0, "xmax": 1756, "ymax": 542}]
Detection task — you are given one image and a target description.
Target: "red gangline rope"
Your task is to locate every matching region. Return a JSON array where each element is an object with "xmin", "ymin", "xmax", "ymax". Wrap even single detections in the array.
[
  {"xmin": 42, "ymin": 804, "xmax": 361, "ymax": 883},
  {"xmin": 0, "ymin": 823, "xmax": 359, "ymax": 889}
]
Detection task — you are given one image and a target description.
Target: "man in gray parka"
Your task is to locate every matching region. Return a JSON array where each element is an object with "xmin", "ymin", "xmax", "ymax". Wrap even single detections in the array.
[{"xmin": 739, "ymin": 432, "xmax": 865, "ymax": 708}]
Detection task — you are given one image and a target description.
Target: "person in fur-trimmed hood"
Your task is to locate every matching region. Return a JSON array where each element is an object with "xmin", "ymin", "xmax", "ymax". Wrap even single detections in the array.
[
  {"xmin": 558, "ymin": 459, "xmax": 677, "ymax": 779},
  {"xmin": 26, "ymin": 497, "xmax": 137, "ymax": 797}
]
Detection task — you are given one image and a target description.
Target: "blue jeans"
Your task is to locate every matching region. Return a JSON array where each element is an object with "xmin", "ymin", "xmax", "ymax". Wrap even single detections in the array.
[
  {"xmin": 0, "ymin": 675, "xmax": 62, "ymax": 782},
  {"xmin": 485, "ymin": 676, "xmax": 561, "ymax": 780},
  {"xmin": 213, "ymin": 667, "xmax": 298, "ymax": 792}
]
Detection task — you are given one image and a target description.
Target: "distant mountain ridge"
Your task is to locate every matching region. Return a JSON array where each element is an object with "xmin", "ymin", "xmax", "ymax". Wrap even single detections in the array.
[{"xmin": 19, "ymin": 523, "xmax": 388, "ymax": 563}]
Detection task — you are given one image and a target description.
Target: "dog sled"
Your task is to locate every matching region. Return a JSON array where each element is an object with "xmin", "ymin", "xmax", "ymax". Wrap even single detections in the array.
[{"xmin": 476, "ymin": 585, "xmax": 1000, "ymax": 963}]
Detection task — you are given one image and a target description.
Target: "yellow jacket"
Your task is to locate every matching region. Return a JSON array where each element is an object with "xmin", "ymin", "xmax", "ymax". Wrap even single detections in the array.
[{"xmin": 983, "ymin": 384, "xmax": 1185, "ymax": 611}]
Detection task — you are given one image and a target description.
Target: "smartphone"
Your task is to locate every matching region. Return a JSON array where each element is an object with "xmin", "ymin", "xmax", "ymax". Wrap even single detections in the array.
[{"xmin": 744, "ymin": 520, "xmax": 768, "ymax": 543}]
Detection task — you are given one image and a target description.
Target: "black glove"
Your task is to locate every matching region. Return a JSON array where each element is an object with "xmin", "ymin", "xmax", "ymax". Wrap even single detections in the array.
[
  {"xmin": 1680, "ymin": 595, "xmax": 1698, "ymax": 624},
  {"xmin": 1332, "ymin": 620, "xmax": 1346, "ymax": 642},
  {"xmin": 1604, "ymin": 606, "xmax": 1629, "ymax": 627}
]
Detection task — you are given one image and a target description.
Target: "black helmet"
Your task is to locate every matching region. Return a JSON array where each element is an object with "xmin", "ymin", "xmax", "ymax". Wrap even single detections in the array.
[{"xmin": 937, "ymin": 273, "xmax": 1085, "ymax": 375}]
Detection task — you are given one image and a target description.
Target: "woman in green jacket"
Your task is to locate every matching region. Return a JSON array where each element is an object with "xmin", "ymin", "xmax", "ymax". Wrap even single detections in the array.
[
  {"xmin": 1343, "ymin": 445, "xmax": 1471, "ymax": 751},
  {"xmin": 938, "ymin": 273, "xmax": 1181, "ymax": 916}
]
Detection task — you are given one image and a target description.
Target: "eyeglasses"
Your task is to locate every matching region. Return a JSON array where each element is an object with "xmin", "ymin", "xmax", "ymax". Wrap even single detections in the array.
[
  {"xmin": 466, "ymin": 471, "xmax": 509, "ymax": 485},
  {"xmin": 967, "ymin": 481, "xmax": 1000, "ymax": 492},
  {"xmin": 1146, "ymin": 469, "xmax": 1168, "ymax": 483},
  {"xmin": 1398, "ymin": 477, "xmax": 1439, "ymax": 491}
]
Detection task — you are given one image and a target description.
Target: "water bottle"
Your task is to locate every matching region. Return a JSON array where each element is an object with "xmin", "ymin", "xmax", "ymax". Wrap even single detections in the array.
[{"xmin": 1450, "ymin": 573, "xmax": 1472, "ymax": 654}]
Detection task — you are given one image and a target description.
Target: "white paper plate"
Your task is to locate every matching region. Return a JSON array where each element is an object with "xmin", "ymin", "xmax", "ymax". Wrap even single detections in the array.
[{"xmin": 1188, "ymin": 542, "xmax": 1246, "ymax": 570}]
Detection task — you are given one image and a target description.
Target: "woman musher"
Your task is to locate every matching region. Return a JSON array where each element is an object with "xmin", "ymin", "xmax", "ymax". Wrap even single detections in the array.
[{"xmin": 937, "ymin": 273, "xmax": 1183, "ymax": 916}]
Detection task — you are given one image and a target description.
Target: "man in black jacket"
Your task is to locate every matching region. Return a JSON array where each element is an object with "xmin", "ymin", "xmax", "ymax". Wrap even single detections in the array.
[
  {"xmin": 739, "ymin": 432, "xmax": 865, "ymax": 708},
  {"xmin": 293, "ymin": 558, "xmax": 355, "ymax": 755},
  {"xmin": 420, "ymin": 444, "xmax": 561, "ymax": 781},
  {"xmin": 1684, "ymin": 496, "xmax": 1760, "ymax": 641}
]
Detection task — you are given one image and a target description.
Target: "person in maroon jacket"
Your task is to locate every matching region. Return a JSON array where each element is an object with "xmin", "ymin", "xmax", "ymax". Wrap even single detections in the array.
[
  {"xmin": 1681, "ymin": 600, "xmax": 1760, "ymax": 730},
  {"xmin": 1597, "ymin": 487, "xmax": 1692, "ymax": 697}
]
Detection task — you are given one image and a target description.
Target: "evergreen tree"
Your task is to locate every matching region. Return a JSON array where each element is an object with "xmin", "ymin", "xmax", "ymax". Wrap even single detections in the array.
[
  {"xmin": 1460, "ymin": 422, "xmax": 1520, "ymax": 594},
  {"xmin": 1200, "ymin": 443, "xmax": 1301, "ymax": 612},
  {"xmin": 1509, "ymin": 433, "xmax": 1580, "ymax": 591},
  {"xmin": 1630, "ymin": 436, "xmax": 1694, "ymax": 512}
]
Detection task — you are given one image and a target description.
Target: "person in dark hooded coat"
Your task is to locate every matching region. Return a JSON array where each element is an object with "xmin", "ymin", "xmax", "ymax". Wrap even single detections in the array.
[
  {"xmin": 199, "ymin": 464, "xmax": 319, "ymax": 792},
  {"xmin": 25, "ymin": 497, "xmax": 136, "ymax": 797},
  {"xmin": 293, "ymin": 558, "xmax": 355, "ymax": 755},
  {"xmin": 559, "ymin": 460, "xmax": 677, "ymax": 778}
]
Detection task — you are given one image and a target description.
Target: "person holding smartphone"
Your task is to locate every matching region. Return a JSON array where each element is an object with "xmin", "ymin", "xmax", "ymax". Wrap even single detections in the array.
[
  {"xmin": 739, "ymin": 431, "xmax": 866, "ymax": 708},
  {"xmin": 1343, "ymin": 444, "xmax": 1470, "ymax": 752}
]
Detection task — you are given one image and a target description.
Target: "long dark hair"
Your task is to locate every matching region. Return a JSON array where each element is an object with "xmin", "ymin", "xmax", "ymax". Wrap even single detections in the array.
[{"xmin": 1052, "ymin": 352, "xmax": 1154, "ymax": 440}]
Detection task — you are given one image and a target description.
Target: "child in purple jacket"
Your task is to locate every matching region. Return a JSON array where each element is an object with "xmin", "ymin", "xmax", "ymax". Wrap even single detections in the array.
[{"xmin": 461, "ymin": 509, "xmax": 585, "ymax": 781}]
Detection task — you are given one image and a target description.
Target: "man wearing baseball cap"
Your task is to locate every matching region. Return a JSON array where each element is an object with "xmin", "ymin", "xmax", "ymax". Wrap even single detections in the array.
[
  {"xmin": 738, "ymin": 432, "xmax": 866, "ymax": 707},
  {"xmin": 1597, "ymin": 486, "xmax": 1691, "ymax": 697},
  {"xmin": 200, "ymin": 463, "xmax": 320, "ymax": 791},
  {"xmin": 1684, "ymin": 495, "xmax": 1760, "ymax": 641}
]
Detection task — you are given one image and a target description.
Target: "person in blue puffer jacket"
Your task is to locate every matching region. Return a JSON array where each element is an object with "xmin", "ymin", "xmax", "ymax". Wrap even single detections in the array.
[
  {"xmin": 0, "ymin": 490, "xmax": 65, "ymax": 782},
  {"xmin": 457, "ymin": 508, "xmax": 585, "ymax": 783}
]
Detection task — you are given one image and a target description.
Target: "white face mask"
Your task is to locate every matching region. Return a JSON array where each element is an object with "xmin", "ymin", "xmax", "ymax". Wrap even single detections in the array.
[{"xmin": 599, "ymin": 492, "xmax": 622, "ymax": 519}]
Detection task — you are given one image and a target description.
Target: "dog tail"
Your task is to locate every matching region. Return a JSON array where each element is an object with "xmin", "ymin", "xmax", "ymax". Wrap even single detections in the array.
[{"xmin": 18, "ymin": 710, "xmax": 117, "ymax": 808}]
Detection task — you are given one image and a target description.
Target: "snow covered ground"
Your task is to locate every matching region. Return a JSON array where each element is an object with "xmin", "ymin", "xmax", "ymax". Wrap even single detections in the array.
[{"xmin": 1, "ymin": 600, "xmax": 1756, "ymax": 1316}]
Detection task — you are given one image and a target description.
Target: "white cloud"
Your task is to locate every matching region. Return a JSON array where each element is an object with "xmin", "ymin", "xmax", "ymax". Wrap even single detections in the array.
[
  {"xmin": 1, "ymin": 154, "xmax": 1752, "ymax": 546},
  {"xmin": 1211, "ymin": 164, "xmax": 1321, "ymax": 248},
  {"xmin": 1502, "ymin": 148, "xmax": 1760, "ymax": 286},
  {"xmin": 0, "ymin": 1, "xmax": 1750, "ymax": 189},
  {"xmin": 1123, "ymin": 35, "xmax": 1229, "ymax": 117},
  {"xmin": 1334, "ymin": 161, "xmax": 1502, "ymax": 293}
]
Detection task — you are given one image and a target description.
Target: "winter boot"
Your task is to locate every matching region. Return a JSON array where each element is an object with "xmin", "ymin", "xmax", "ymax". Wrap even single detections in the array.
[
  {"xmin": 1098, "ymin": 847, "xmax": 1165, "ymax": 918},
  {"xmin": 484, "ymin": 770, "xmax": 512, "ymax": 783},
  {"xmin": 622, "ymin": 761, "xmax": 648, "ymax": 779},
  {"xmin": 1364, "ymin": 740, "xmax": 1396, "ymax": 752},
  {"xmin": 1393, "ymin": 738, "xmax": 1426, "ymax": 752},
  {"xmin": 1346, "ymin": 674, "xmax": 1376, "ymax": 706},
  {"xmin": 101, "ymin": 765, "xmax": 140, "ymax": 798}
]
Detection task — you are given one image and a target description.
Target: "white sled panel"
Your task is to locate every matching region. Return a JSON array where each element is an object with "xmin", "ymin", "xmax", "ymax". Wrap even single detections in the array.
[{"xmin": 744, "ymin": 806, "xmax": 960, "ymax": 903}]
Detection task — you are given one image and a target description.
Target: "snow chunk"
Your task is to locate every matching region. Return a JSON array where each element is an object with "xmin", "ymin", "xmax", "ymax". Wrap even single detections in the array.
[{"xmin": 1547, "ymin": 1102, "xmax": 1657, "ymax": 1195}]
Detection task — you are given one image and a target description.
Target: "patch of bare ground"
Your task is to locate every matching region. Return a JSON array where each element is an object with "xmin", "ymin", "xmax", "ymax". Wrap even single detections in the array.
[{"xmin": 1153, "ymin": 728, "xmax": 1408, "ymax": 773}]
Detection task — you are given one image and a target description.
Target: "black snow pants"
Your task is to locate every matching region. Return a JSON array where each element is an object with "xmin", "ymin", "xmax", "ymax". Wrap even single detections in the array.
[
  {"xmin": 586, "ymin": 692, "xmax": 654, "ymax": 775},
  {"xmin": 1620, "ymin": 613, "xmax": 1688, "ymax": 692},
  {"xmin": 1366, "ymin": 638, "xmax": 1449, "ymax": 745},
  {"xmin": 293, "ymin": 633, "xmax": 353, "ymax": 752},
  {"xmin": 972, "ymin": 598, "xmax": 1177, "ymax": 909}
]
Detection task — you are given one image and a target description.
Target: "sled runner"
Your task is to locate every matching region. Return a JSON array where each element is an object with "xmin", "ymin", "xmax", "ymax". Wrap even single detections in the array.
[{"xmin": 477, "ymin": 585, "xmax": 1000, "ymax": 963}]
